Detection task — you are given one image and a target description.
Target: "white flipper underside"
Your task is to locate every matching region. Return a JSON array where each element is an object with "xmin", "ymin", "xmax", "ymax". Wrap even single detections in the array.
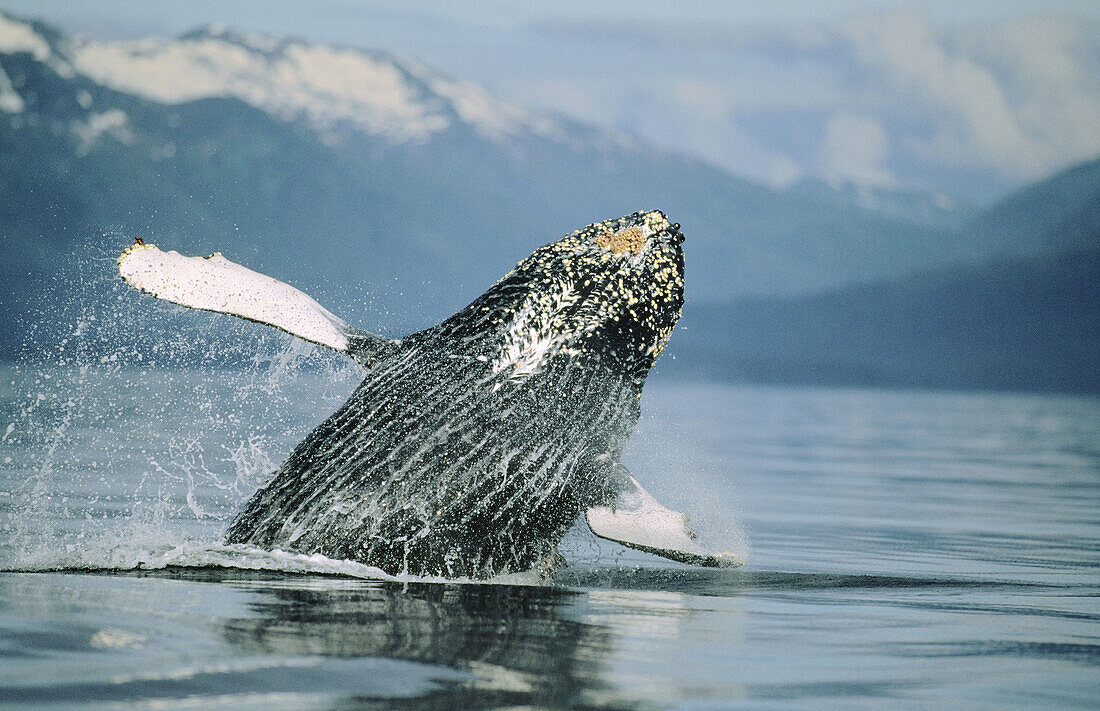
[
  {"xmin": 118, "ymin": 241, "xmax": 354, "ymax": 352},
  {"xmin": 586, "ymin": 476, "xmax": 742, "ymax": 568}
]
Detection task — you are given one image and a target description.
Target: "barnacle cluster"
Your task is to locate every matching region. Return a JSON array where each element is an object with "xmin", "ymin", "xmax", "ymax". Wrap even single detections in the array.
[{"xmin": 596, "ymin": 226, "xmax": 647, "ymax": 254}]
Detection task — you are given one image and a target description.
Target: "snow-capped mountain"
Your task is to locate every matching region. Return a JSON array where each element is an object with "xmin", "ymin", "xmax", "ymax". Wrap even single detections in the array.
[
  {"xmin": 2, "ymin": 10, "xmax": 1095, "ymax": 370},
  {"xmin": 1, "ymin": 15, "xmax": 643, "ymax": 164},
  {"xmin": 68, "ymin": 24, "xmax": 581, "ymax": 148}
]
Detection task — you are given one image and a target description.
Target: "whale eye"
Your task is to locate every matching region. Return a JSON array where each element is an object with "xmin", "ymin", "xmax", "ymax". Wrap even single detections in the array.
[{"xmin": 595, "ymin": 226, "xmax": 647, "ymax": 254}]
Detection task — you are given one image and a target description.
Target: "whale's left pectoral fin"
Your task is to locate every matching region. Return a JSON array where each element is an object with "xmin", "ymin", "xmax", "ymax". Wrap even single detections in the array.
[
  {"xmin": 586, "ymin": 473, "xmax": 742, "ymax": 568},
  {"xmin": 118, "ymin": 240, "xmax": 398, "ymax": 367}
]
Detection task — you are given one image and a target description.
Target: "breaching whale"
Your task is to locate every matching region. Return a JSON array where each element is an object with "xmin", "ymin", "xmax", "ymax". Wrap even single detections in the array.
[{"xmin": 118, "ymin": 210, "xmax": 740, "ymax": 578}]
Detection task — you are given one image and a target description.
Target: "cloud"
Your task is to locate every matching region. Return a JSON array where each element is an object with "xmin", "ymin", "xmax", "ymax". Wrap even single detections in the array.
[
  {"xmin": 821, "ymin": 112, "xmax": 895, "ymax": 187},
  {"xmin": 955, "ymin": 17, "xmax": 1100, "ymax": 171},
  {"xmin": 841, "ymin": 9, "xmax": 1100, "ymax": 180},
  {"xmin": 290, "ymin": 7, "xmax": 1100, "ymax": 196},
  {"xmin": 288, "ymin": 6, "xmax": 1100, "ymax": 197},
  {"xmin": 645, "ymin": 79, "xmax": 806, "ymax": 188},
  {"xmin": 12, "ymin": 3, "xmax": 1096, "ymax": 198}
]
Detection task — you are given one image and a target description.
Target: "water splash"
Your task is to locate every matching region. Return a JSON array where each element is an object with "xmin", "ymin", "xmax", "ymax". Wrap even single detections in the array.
[
  {"xmin": 0, "ymin": 243, "xmax": 362, "ymax": 573},
  {"xmin": 1, "ymin": 240, "xmax": 747, "ymax": 580}
]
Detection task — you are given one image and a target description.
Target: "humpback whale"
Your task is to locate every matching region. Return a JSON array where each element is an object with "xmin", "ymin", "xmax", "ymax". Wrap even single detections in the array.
[{"xmin": 118, "ymin": 210, "xmax": 740, "ymax": 578}]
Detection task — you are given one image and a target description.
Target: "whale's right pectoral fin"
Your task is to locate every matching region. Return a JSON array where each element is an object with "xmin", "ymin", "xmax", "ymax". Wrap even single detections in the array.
[
  {"xmin": 117, "ymin": 240, "xmax": 399, "ymax": 368},
  {"xmin": 586, "ymin": 472, "xmax": 742, "ymax": 568}
]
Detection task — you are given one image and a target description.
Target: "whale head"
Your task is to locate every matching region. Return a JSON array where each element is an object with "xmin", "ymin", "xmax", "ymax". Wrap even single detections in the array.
[{"xmin": 453, "ymin": 210, "xmax": 685, "ymax": 384}]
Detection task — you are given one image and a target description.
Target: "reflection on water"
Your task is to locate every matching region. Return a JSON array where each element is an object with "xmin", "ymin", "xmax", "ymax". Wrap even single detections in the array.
[
  {"xmin": 1, "ymin": 568, "xmax": 697, "ymax": 710},
  {"xmin": 218, "ymin": 572, "xmax": 619, "ymax": 710},
  {"xmin": 1, "ymin": 560, "xmax": 1097, "ymax": 709}
]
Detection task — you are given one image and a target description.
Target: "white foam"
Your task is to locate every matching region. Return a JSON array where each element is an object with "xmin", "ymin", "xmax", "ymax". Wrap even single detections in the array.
[
  {"xmin": 4, "ymin": 538, "xmax": 547, "ymax": 586},
  {"xmin": 493, "ymin": 280, "xmax": 584, "ymax": 382}
]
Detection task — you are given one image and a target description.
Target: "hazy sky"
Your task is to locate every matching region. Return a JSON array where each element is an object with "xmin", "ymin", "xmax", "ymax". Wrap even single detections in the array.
[
  {"xmin": 6, "ymin": 1, "xmax": 1100, "ymax": 36},
  {"xmin": 5, "ymin": 1, "xmax": 1098, "ymax": 201}
]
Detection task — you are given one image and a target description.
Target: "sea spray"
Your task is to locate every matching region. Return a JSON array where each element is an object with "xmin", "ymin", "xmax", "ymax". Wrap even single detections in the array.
[{"xmin": 0, "ymin": 243, "xmax": 361, "ymax": 572}]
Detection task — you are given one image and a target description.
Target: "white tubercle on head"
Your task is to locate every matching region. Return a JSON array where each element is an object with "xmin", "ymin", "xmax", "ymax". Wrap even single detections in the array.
[{"xmin": 117, "ymin": 240, "xmax": 351, "ymax": 352}]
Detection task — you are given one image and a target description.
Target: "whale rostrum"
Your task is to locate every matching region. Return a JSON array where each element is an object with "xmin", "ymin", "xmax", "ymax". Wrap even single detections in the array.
[{"xmin": 119, "ymin": 210, "xmax": 741, "ymax": 578}]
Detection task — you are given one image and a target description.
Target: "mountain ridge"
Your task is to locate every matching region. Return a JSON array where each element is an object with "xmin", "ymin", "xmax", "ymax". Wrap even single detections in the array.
[
  {"xmin": 965, "ymin": 156, "xmax": 1100, "ymax": 258},
  {"xmin": 0, "ymin": 11, "xmax": 976, "ymax": 305},
  {"xmin": 667, "ymin": 244, "xmax": 1099, "ymax": 393},
  {"xmin": 2, "ymin": 11, "xmax": 1097, "ymax": 394}
]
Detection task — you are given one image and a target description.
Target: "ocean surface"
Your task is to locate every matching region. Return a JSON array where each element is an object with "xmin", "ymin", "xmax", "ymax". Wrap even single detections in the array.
[{"xmin": 1, "ymin": 354, "xmax": 1097, "ymax": 710}]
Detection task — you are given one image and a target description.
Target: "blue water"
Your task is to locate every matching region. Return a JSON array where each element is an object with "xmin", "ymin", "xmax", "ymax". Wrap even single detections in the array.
[{"xmin": 1, "ymin": 357, "xmax": 1098, "ymax": 709}]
